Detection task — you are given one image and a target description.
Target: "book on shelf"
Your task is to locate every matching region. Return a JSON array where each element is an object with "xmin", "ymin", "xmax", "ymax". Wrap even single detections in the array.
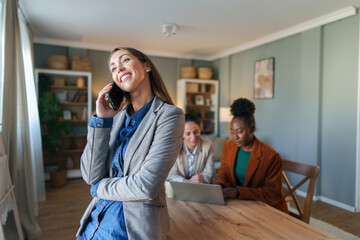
[
  {"xmin": 78, "ymin": 90, "xmax": 87, "ymax": 102},
  {"xmin": 70, "ymin": 90, "xmax": 87, "ymax": 102},
  {"xmin": 204, "ymin": 121, "xmax": 214, "ymax": 131},
  {"xmin": 70, "ymin": 90, "xmax": 80, "ymax": 102},
  {"xmin": 187, "ymin": 96, "xmax": 193, "ymax": 105},
  {"xmin": 206, "ymin": 111, "xmax": 214, "ymax": 118},
  {"xmin": 82, "ymin": 107, "xmax": 88, "ymax": 121},
  {"xmin": 207, "ymin": 84, "xmax": 216, "ymax": 93}
]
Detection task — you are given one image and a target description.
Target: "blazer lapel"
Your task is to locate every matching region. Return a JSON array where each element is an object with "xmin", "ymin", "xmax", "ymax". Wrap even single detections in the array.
[
  {"xmin": 228, "ymin": 141, "xmax": 239, "ymax": 185},
  {"xmin": 179, "ymin": 149, "xmax": 189, "ymax": 178},
  {"xmin": 123, "ymin": 97, "xmax": 163, "ymax": 176},
  {"xmin": 244, "ymin": 136, "xmax": 261, "ymax": 186}
]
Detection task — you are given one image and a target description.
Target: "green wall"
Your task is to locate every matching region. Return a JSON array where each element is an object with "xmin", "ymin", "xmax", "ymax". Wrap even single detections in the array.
[
  {"xmin": 214, "ymin": 14, "xmax": 359, "ymax": 207},
  {"xmin": 34, "ymin": 44, "xmax": 211, "ymax": 112},
  {"xmin": 320, "ymin": 15, "xmax": 358, "ymax": 205},
  {"xmin": 34, "ymin": 13, "xmax": 359, "ymax": 207}
]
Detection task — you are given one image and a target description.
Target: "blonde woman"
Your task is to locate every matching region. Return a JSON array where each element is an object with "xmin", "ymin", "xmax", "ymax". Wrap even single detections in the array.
[{"xmin": 168, "ymin": 113, "xmax": 214, "ymax": 184}]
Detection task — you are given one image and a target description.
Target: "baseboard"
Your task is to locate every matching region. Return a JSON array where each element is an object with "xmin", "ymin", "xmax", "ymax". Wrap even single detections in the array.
[
  {"xmin": 44, "ymin": 169, "xmax": 82, "ymax": 181},
  {"xmin": 294, "ymin": 190, "xmax": 356, "ymax": 212}
]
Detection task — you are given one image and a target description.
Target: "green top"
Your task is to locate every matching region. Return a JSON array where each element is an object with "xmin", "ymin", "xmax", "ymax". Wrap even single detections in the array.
[{"xmin": 235, "ymin": 148, "xmax": 251, "ymax": 186}]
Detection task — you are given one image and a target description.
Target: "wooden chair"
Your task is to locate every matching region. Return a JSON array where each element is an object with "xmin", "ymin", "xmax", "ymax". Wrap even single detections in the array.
[
  {"xmin": 282, "ymin": 159, "xmax": 320, "ymax": 224},
  {"xmin": 0, "ymin": 133, "xmax": 24, "ymax": 240}
]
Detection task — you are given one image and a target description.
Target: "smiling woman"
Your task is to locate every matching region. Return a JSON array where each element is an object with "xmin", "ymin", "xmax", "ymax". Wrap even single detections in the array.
[
  {"xmin": 168, "ymin": 113, "xmax": 215, "ymax": 184},
  {"xmin": 76, "ymin": 47, "xmax": 184, "ymax": 240}
]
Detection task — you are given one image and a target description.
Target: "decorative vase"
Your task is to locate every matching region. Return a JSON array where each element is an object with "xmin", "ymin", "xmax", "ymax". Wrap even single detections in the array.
[
  {"xmin": 65, "ymin": 157, "xmax": 74, "ymax": 169},
  {"xmin": 76, "ymin": 77, "xmax": 85, "ymax": 88}
]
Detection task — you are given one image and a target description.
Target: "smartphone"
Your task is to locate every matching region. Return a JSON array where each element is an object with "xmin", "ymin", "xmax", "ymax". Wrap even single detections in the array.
[{"xmin": 106, "ymin": 81, "xmax": 125, "ymax": 111}]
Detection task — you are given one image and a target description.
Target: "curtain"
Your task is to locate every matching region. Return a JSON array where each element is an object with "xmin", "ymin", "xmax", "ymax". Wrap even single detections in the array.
[
  {"xmin": 0, "ymin": 0, "xmax": 5, "ymax": 132},
  {"xmin": 18, "ymin": 7, "xmax": 46, "ymax": 205},
  {"xmin": 2, "ymin": 0, "xmax": 43, "ymax": 238}
]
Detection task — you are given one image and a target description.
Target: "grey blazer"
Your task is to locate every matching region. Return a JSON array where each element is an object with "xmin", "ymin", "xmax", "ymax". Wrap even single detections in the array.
[
  {"xmin": 168, "ymin": 138, "xmax": 214, "ymax": 183},
  {"xmin": 76, "ymin": 97, "xmax": 184, "ymax": 240}
]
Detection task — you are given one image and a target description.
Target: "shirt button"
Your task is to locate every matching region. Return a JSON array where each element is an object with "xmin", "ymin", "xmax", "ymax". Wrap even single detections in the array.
[
  {"xmin": 115, "ymin": 153, "xmax": 118, "ymax": 157},
  {"xmin": 101, "ymin": 206, "xmax": 104, "ymax": 209},
  {"xmin": 96, "ymin": 123, "xmax": 101, "ymax": 127}
]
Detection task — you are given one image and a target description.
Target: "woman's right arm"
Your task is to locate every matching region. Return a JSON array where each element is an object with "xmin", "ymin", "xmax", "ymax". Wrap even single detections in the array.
[
  {"xmin": 81, "ymin": 83, "xmax": 119, "ymax": 185},
  {"xmin": 80, "ymin": 119, "xmax": 112, "ymax": 185}
]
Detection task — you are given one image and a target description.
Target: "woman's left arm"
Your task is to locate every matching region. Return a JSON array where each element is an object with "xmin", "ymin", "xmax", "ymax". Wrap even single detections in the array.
[
  {"xmin": 94, "ymin": 107, "xmax": 184, "ymax": 201},
  {"xmin": 201, "ymin": 142, "xmax": 215, "ymax": 183},
  {"xmin": 237, "ymin": 153, "xmax": 284, "ymax": 206}
]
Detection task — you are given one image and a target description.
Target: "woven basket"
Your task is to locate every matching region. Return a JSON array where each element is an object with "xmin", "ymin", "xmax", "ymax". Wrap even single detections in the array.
[
  {"xmin": 47, "ymin": 55, "xmax": 68, "ymax": 70},
  {"xmin": 181, "ymin": 66, "xmax": 196, "ymax": 79},
  {"xmin": 198, "ymin": 67, "xmax": 213, "ymax": 79}
]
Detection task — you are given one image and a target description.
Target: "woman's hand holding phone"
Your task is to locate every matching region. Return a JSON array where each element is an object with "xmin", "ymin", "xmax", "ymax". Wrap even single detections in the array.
[{"xmin": 96, "ymin": 83, "xmax": 121, "ymax": 118}]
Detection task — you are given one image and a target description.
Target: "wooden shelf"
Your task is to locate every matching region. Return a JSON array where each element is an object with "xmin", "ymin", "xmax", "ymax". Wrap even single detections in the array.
[
  {"xmin": 177, "ymin": 79, "xmax": 219, "ymax": 136},
  {"xmin": 60, "ymin": 134, "xmax": 87, "ymax": 138},
  {"xmin": 50, "ymin": 85, "xmax": 88, "ymax": 90},
  {"xmin": 61, "ymin": 149, "xmax": 84, "ymax": 153},
  {"xmin": 187, "ymin": 104, "xmax": 213, "ymax": 108},
  {"xmin": 60, "ymin": 120, "xmax": 88, "ymax": 124},
  {"xmin": 60, "ymin": 102, "xmax": 87, "ymax": 106},
  {"xmin": 187, "ymin": 92, "xmax": 212, "ymax": 95},
  {"xmin": 36, "ymin": 68, "xmax": 92, "ymax": 180},
  {"xmin": 200, "ymin": 118, "xmax": 214, "ymax": 121}
]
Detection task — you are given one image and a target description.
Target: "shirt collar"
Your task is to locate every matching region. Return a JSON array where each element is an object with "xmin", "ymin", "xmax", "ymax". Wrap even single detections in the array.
[
  {"xmin": 183, "ymin": 140, "xmax": 198, "ymax": 156},
  {"xmin": 125, "ymin": 97, "xmax": 154, "ymax": 127}
]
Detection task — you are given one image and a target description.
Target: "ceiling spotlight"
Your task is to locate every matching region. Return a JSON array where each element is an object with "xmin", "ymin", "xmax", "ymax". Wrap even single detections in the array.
[{"xmin": 162, "ymin": 23, "xmax": 177, "ymax": 37}]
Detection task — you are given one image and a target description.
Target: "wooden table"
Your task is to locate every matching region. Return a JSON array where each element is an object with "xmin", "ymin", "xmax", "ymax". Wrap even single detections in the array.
[{"xmin": 166, "ymin": 198, "xmax": 335, "ymax": 240}]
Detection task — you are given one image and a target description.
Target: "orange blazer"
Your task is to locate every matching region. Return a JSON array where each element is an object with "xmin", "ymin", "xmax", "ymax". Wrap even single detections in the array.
[{"xmin": 215, "ymin": 136, "xmax": 288, "ymax": 213}]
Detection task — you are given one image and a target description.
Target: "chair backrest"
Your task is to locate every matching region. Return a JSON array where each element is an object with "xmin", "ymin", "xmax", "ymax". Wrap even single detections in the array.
[{"xmin": 282, "ymin": 159, "xmax": 320, "ymax": 224}]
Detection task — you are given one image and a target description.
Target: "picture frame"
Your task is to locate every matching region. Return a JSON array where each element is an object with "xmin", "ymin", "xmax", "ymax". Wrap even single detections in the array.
[
  {"xmin": 63, "ymin": 110, "xmax": 72, "ymax": 120},
  {"xmin": 195, "ymin": 94, "xmax": 204, "ymax": 105},
  {"xmin": 254, "ymin": 57, "xmax": 274, "ymax": 99}
]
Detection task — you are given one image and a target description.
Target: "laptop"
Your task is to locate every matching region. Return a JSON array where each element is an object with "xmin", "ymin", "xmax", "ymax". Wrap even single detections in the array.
[{"xmin": 169, "ymin": 181, "xmax": 225, "ymax": 205}]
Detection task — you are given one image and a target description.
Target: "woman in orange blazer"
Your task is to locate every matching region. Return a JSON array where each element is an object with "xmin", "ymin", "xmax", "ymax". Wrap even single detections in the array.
[{"xmin": 214, "ymin": 98, "xmax": 288, "ymax": 213}]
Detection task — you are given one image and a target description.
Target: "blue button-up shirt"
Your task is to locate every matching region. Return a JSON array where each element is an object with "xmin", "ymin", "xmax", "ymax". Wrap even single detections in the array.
[{"xmin": 80, "ymin": 98, "xmax": 154, "ymax": 240}]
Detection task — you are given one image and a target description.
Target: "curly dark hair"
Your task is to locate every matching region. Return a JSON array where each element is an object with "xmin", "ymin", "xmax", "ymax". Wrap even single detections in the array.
[
  {"xmin": 185, "ymin": 113, "xmax": 200, "ymax": 127},
  {"xmin": 230, "ymin": 98, "xmax": 256, "ymax": 132}
]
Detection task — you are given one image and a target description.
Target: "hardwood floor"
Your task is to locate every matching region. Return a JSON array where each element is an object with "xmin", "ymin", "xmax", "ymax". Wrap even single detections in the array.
[
  {"xmin": 37, "ymin": 179, "xmax": 91, "ymax": 240},
  {"xmin": 37, "ymin": 178, "xmax": 360, "ymax": 239}
]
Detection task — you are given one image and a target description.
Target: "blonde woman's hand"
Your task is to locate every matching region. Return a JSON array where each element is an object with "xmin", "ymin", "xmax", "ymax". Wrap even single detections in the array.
[
  {"xmin": 190, "ymin": 173, "xmax": 205, "ymax": 183},
  {"xmin": 96, "ymin": 83, "xmax": 120, "ymax": 118}
]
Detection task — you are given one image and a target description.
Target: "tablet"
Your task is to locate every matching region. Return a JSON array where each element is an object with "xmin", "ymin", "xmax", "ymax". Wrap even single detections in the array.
[{"xmin": 169, "ymin": 181, "xmax": 225, "ymax": 205}]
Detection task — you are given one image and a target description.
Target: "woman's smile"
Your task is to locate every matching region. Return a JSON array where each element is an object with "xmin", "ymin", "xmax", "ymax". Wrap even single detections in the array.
[{"xmin": 119, "ymin": 73, "xmax": 132, "ymax": 83}]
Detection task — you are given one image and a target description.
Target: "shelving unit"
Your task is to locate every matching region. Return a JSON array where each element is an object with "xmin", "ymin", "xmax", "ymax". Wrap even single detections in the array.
[
  {"xmin": 35, "ymin": 68, "xmax": 92, "ymax": 179},
  {"xmin": 177, "ymin": 79, "xmax": 219, "ymax": 136}
]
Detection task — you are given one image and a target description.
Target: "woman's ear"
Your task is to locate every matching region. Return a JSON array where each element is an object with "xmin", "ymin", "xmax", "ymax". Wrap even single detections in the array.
[{"xmin": 145, "ymin": 62, "xmax": 151, "ymax": 72}]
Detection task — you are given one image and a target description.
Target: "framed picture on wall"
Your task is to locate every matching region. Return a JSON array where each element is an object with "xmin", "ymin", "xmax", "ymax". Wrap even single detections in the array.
[{"xmin": 254, "ymin": 57, "xmax": 274, "ymax": 99}]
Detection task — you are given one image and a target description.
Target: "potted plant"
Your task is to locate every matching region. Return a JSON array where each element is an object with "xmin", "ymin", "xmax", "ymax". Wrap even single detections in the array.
[{"xmin": 38, "ymin": 91, "xmax": 71, "ymax": 187}]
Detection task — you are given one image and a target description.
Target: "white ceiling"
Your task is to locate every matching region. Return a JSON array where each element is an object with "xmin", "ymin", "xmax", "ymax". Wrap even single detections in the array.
[{"xmin": 20, "ymin": 0, "xmax": 360, "ymax": 60}]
